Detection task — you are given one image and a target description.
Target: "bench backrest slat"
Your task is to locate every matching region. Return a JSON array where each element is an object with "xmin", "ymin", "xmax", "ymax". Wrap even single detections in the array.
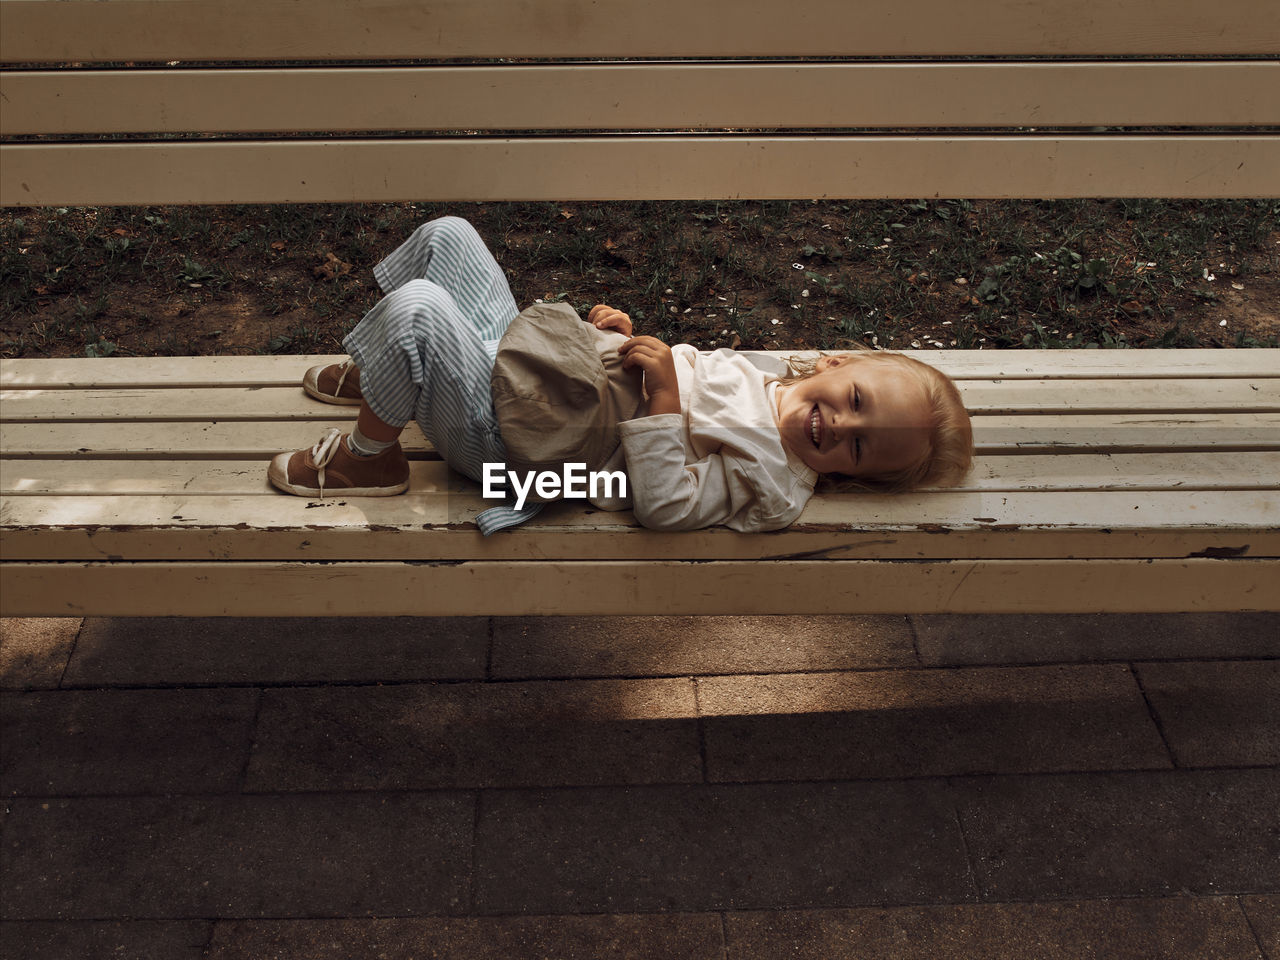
[
  {"xmin": 4, "ymin": 0, "xmax": 1278, "ymax": 60},
  {"xmin": 5, "ymin": 63, "xmax": 1278, "ymax": 135},
  {"xmin": 7, "ymin": 136, "xmax": 1278, "ymax": 203}
]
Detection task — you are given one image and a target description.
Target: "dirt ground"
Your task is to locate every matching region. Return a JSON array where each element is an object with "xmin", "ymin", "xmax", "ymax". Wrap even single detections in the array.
[{"xmin": 2, "ymin": 200, "xmax": 1277, "ymax": 358}]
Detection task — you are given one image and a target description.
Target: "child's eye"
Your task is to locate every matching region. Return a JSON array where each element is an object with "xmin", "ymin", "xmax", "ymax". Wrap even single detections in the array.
[{"xmin": 854, "ymin": 387, "xmax": 861, "ymax": 411}]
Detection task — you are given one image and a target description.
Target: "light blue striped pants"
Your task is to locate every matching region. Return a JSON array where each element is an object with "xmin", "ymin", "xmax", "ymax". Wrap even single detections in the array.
[{"xmin": 343, "ymin": 216, "xmax": 543, "ymax": 534}]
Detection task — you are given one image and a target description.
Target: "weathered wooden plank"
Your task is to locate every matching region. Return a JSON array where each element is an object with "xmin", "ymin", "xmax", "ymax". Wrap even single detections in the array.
[
  {"xmin": 5, "ymin": 0, "xmax": 1276, "ymax": 62},
  {"xmin": 6, "ymin": 378, "xmax": 1279, "ymax": 422},
  {"xmin": 4, "ymin": 523, "xmax": 1266, "ymax": 564},
  {"xmin": 5, "ymin": 414, "xmax": 1277, "ymax": 459},
  {"xmin": 0, "ymin": 387, "xmax": 358, "ymax": 422},
  {"xmin": 7, "ymin": 351, "xmax": 1278, "ymax": 389},
  {"xmin": 3, "ymin": 558, "xmax": 1274, "ymax": 616},
  {"xmin": 0, "ymin": 355, "xmax": 348, "ymax": 389},
  {"xmin": 7, "ymin": 453, "xmax": 1277, "ymax": 497},
  {"xmin": 1, "ymin": 459, "xmax": 455, "ymax": 496},
  {"xmin": 3, "ymin": 490, "xmax": 1274, "ymax": 563},
  {"xmin": 6, "ymin": 63, "xmax": 1277, "ymax": 135},
  {"xmin": 7, "ymin": 136, "xmax": 1280, "ymax": 206},
  {"xmin": 0, "ymin": 421, "xmax": 433, "ymax": 458}
]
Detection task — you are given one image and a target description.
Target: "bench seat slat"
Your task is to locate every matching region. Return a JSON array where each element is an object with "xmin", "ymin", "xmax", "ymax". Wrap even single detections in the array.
[
  {"xmin": 3, "ymin": 559, "xmax": 1273, "ymax": 616},
  {"xmin": 6, "ymin": 63, "xmax": 1277, "ymax": 135},
  {"xmin": 7, "ymin": 136, "xmax": 1279, "ymax": 205},
  {"xmin": 5, "ymin": 0, "xmax": 1277, "ymax": 61},
  {"xmin": 3, "ymin": 526, "xmax": 1269, "ymax": 565},
  {"xmin": 6, "ymin": 453, "xmax": 1278, "ymax": 497},
  {"xmin": 7, "ymin": 352, "xmax": 1276, "ymax": 388},
  {"xmin": 3, "ymin": 489, "xmax": 1275, "ymax": 563},
  {"xmin": 6, "ymin": 378, "xmax": 1279, "ymax": 422},
  {"xmin": 5, "ymin": 414, "xmax": 1278, "ymax": 459}
]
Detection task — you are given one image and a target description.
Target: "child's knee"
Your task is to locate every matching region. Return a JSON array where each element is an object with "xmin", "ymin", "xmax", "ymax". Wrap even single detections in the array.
[
  {"xmin": 417, "ymin": 215, "xmax": 482, "ymax": 251},
  {"xmin": 384, "ymin": 278, "xmax": 454, "ymax": 316}
]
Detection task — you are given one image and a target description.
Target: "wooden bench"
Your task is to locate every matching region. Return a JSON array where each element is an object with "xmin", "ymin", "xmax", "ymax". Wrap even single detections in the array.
[{"xmin": 2, "ymin": 0, "xmax": 1279, "ymax": 615}]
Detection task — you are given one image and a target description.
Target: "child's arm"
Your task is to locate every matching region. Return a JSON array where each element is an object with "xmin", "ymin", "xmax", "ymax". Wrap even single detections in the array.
[{"xmin": 618, "ymin": 336, "xmax": 681, "ymax": 416}]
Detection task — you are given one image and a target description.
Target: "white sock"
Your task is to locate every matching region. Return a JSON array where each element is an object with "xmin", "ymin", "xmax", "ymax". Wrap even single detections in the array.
[{"xmin": 347, "ymin": 424, "xmax": 395, "ymax": 458}]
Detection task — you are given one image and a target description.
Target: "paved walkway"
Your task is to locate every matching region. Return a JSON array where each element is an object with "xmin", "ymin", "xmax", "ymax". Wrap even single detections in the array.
[{"xmin": 2, "ymin": 613, "xmax": 1277, "ymax": 959}]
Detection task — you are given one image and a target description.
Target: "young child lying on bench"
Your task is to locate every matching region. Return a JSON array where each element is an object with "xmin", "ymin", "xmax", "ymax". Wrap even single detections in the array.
[{"xmin": 269, "ymin": 216, "xmax": 973, "ymax": 534}]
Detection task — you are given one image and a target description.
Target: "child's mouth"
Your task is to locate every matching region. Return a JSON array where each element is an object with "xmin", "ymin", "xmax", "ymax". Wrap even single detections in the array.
[{"xmin": 809, "ymin": 405, "xmax": 821, "ymax": 448}]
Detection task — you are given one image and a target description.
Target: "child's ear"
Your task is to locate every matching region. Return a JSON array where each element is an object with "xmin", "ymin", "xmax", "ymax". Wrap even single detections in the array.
[{"xmin": 814, "ymin": 354, "xmax": 843, "ymax": 373}]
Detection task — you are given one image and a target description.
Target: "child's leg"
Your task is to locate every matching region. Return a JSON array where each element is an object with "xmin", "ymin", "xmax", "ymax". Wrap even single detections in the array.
[
  {"xmin": 303, "ymin": 217, "xmax": 517, "ymax": 407},
  {"xmin": 343, "ymin": 278, "xmax": 506, "ymax": 477},
  {"xmin": 272, "ymin": 279, "xmax": 500, "ymax": 500},
  {"xmin": 372, "ymin": 216, "xmax": 520, "ymax": 343}
]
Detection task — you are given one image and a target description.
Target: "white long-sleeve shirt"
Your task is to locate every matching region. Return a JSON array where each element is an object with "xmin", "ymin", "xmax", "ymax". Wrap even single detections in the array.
[{"xmin": 588, "ymin": 345, "xmax": 818, "ymax": 531}]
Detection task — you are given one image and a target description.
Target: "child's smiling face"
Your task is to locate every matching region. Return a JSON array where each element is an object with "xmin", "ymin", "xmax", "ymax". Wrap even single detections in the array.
[{"xmin": 774, "ymin": 355, "xmax": 933, "ymax": 478}]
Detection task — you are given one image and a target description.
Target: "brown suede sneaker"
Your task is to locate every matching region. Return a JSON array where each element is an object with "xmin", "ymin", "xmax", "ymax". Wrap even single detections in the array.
[
  {"xmin": 268, "ymin": 428, "xmax": 409, "ymax": 497},
  {"xmin": 303, "ymin": 359, "xmax": 363, "ymax": 405}
]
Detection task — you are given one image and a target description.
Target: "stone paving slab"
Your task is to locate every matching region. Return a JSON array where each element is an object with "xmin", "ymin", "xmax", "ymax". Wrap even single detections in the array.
[
  {"xmin": 473, "ymin": 781, "xmax": 972, "ymax": 914},
  {"xmin": 65, "ymin": 617, "xmax": 489, "ymax": 685},
  {"xmin": 912, "ymin": 613, "xmax": 1280, "ymax": 666},
  {"xmin": 205, "ymin": 914, "xmax": 725, "ymax": 960},
  {"xmin": 246, "ymin": 678, "xmax": 702, "ymax": 790},
  {"xmin": 1, "ymin": 688, "xmax": 258, "ymax": 796},
  {"xmin": 697, "ymin": 663, "xmax": 1170, "ymax": 782},
  {"xmin": 1, "ymin": 792, "xmax": 474, "ymax": 920},
  {"xmin": 1243, "ymin": 896, "xmax": 1280, "ymax": 960},
  {"xmin": 0, "ymin": 618, "xmax": 79, "ymax": 690},
  {"xmin": 490, "ymin": 615, "xmax": 916, "ymax": 678},
  {"xmin": 952, "ymin": 769, "xmax": 1280, "ymax": 901},
  {"xmin": 721, "ymin": 897, "xmax": 1267, "ymax": 960},
  {"xmin": 1136, "ymin": 660, "xmax": 1280, "ymax": 767},
  {"xmin": 0, "ymin": 920, "xmax": 211, "ymax": 960},
  {"xmin": 1, "ymin": 613, "xmax": 1277, "ymax": 958}
]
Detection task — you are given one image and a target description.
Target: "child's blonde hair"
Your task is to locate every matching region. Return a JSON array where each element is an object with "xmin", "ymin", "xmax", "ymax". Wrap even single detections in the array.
[{"xmin": 777, "ymin": 349, "xmax": 974, "ymax": 493}]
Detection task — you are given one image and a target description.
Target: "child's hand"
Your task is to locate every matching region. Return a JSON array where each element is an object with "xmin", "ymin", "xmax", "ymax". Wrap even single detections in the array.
[
  {"xmin": 620, "ymin": 336, "xmax": 681, "ymax": 415},
  {"xmin": 587, "ymin": 304, "xmax": 633, "ymax": 338}
]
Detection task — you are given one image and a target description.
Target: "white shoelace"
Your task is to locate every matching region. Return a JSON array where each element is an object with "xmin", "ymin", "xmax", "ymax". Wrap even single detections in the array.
[
  {"xmin": 332, "ymin": 359, "xmax": 355, "ymax": 397},
  {"xmin": 308, "ymin": 427, "xmax": 345, "ymax": 497}
]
